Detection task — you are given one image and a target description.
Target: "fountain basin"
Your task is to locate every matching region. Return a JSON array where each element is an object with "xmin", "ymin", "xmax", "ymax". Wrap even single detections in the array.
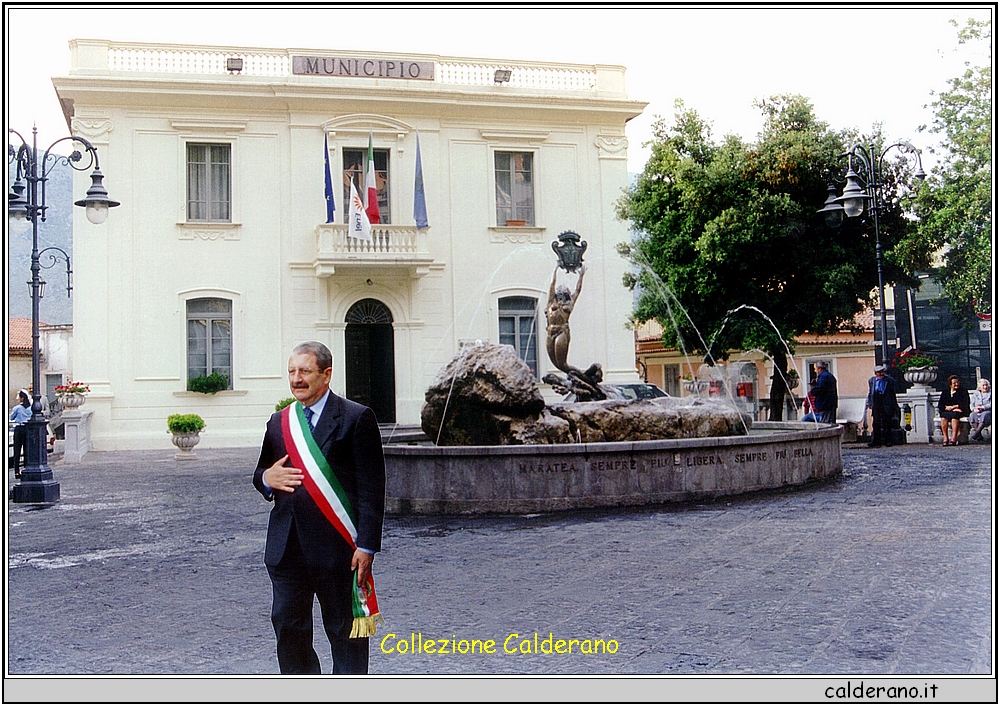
[{"xmin": 384, "ymin": 422, "xmax": 842, "ymax": 515}]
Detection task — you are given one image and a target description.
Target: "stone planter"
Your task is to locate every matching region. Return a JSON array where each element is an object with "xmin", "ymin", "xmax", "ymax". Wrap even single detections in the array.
[
  {"xmin": 171, "ymin": 431, "xmax": 201, "ymax": 460},
  {"xmin": 59, "ymin": 392, "xmax": 87, "ymax": 409},
  {"xmin": 903, "ymin": 366, "xmax": 938, "ymax": 387}
]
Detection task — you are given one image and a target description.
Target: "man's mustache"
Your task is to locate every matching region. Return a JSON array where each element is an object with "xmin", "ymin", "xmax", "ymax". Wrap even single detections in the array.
[{"xmin": 291, "ymin": 383, "xmax": 310, "ymax": 389}]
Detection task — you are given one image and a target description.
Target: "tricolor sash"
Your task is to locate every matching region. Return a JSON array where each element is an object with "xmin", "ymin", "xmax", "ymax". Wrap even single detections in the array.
[{"xmin": 280, "ymin": 402, "xmax": 383, "ymax": 638}]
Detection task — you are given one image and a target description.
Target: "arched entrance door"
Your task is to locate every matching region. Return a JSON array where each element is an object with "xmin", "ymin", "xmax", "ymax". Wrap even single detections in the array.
[{"xmin": 345, "ymin": 299, "xmax": 396, "ymax": 423}]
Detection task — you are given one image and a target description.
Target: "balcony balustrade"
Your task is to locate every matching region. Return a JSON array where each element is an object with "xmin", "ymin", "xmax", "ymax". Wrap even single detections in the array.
[
  {"xmin": 99, "ymin": 42, "xmax": 602, "ymax": 92},
  {"xmin": 313, "ymin": 223, "xmax": 436, "ymax": 278}
]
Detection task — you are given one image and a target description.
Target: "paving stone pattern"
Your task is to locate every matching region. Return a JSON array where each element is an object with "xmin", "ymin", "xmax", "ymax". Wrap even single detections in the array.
[{"xmin": 6, "ymin": 443, "xmax": 992, "ymax": 675}]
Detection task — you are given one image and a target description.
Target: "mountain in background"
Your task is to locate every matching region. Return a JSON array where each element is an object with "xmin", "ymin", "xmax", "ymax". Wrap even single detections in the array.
[{"xmin": 7, "ymin": 158, "xmax": 73, "ymax": 325}]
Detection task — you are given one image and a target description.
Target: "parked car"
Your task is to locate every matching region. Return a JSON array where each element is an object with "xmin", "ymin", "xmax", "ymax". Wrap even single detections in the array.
[
  {"xmin": 610, "ymin": 383, "xmax": 670, "ymax": 400},
  {"xmin": 563, "ymin": 382, "xmax": 670, "ymax": 403}
]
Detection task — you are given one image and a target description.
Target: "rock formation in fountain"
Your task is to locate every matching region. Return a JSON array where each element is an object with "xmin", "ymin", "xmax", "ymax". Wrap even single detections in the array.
[
  {"xmin": 422, "ymin": 343, "xmax": 751, "ymax": 446},
  {"xmin": 421, "ymin": 343, "xmax": 546, "ymax": 446}
]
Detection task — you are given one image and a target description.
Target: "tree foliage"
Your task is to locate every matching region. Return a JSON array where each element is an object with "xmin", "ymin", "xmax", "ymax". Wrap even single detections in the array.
[
  {"xmin": 897, "ymin": 18, "xmax": 992, "ymax": 319},
  {"xmin": 617, "ymin": 95, "xmax": 912, "ymax": 418}
]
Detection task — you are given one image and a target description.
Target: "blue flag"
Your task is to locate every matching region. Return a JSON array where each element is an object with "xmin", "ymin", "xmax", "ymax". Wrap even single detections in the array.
[
  {"xmin": 413, "ymin": 132, "xmax": 428, "ymax": 230},
  {"xmin": 324, "ymin": 133, "xmax": 335, "ymax": 223}
]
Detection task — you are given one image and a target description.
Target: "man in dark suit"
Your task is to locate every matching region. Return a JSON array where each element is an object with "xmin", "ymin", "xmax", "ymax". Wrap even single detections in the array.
[
  {"xmin": 865, "ymin": 364, "xmax": 900, "ymax": 448},
  {"xmin": 253, "ymin": 341, "xmax": 385, "ymax": 674},
  {"xmin": 809, "ymin": 360, "xmax": 838, "ymax": 424}
]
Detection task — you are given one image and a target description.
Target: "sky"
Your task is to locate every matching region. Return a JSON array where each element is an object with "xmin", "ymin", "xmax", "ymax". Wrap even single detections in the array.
[{"xmin": 4, "ymin": 5, "xmax": 993, "ymax": 174}]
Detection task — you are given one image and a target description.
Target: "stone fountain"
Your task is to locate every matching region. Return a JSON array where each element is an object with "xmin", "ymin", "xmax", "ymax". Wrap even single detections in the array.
[{"xmin": 384, "ymin": 232, "xmax": 842, "ymax": 515}]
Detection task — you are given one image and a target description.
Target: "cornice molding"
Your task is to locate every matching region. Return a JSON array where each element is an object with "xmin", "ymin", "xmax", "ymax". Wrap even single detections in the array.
[
  {"xmin": 323, "ymin": 113, "xmax": 415, "ymax": 137},
  {"xmin": 479, "ymin": 128, "xmax": 550, "ymax": 144},
  {"xmin": 169, "ymin": 119, "xmax": 247, "ymax": 133}
]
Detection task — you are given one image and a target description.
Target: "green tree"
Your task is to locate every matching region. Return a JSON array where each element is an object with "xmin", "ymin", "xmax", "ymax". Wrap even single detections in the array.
[
  {"xmin": 618, "ymin": 96, "xmax": 912, "ymax": 419},
  {"xmin": 896, "ymin": 18, "xmax": 992, "ymax": 319}
]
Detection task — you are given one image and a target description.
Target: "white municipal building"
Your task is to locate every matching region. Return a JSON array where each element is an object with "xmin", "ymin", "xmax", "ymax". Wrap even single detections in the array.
[{"xmin": 53, "ymin": 39, "xmax": 647, "ymax": 449}]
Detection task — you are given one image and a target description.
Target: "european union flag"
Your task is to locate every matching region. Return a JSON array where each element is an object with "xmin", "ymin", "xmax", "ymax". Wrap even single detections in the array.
[
  {"xmin": 413, "ymin": 132, "xmax": 428, "ymax": 230},
  {"xmin": 324, "ymin": 133, "xmax": 335, "ymax": 223}
]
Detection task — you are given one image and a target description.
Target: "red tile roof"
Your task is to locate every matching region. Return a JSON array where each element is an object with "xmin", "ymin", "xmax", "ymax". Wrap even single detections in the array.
[{"xmin": 8, "ymin": 317, "xmax": 50, "ymax": 354}]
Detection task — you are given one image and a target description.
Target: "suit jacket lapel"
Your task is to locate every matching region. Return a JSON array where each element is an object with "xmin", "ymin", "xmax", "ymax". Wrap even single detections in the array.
[{"xmin": 310, "ymin": 389, "xmax": 341, "ymax": 450}]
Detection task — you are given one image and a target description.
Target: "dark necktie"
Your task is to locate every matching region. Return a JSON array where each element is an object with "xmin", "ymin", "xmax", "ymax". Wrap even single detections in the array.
[{"xmin": 304, "ymin": 406, "xmax": 315, "ymax": 431}]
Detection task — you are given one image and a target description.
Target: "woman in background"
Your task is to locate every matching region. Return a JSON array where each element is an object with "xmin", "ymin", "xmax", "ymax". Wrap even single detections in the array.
[
  {"xmin": 938, "ymin": 375, "xmax": 971, "ymax": 446},
  {"xmin": 969, "ymin": 379, "xmax": 991, "ymax": 443},
  {"xmin": 9, "ymin": 390, "xmax": 31, "ymax": 478}
]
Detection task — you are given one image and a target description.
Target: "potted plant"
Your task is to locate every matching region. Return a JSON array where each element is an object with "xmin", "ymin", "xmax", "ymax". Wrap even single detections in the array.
[
  {"xmin": 188, "ymin": 372, "xmax": 229, "ymax": 394},
  {"xmin": 55, "ymin": 381, "xmax": 90, "ymax": 409},
  {"xmin": 167, "ymin": 413, "xmax": 205, "ymax": 460},
  {"xmin": 891, "ymin": 349, "xmax": 940, "ymax": 386},
  {"xmin": 275, "ymin": 397, "xmax": 295, "ymax": 412}
]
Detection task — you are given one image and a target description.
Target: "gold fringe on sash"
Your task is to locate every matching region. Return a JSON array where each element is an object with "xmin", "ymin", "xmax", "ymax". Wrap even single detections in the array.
[{"xmin": 350, "ymin": 613, "xmax": 385, "ymax": 639}]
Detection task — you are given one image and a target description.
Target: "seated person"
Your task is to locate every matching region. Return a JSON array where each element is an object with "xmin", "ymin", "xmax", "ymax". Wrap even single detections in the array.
[
  {"xmin": 800, "ymin": 393, "xmax": 820, "ymax": 423},
  {"xmin": 969, "ymin": 378, "xmax": 991, "ymax": 442},
  {"xmin": 938, "ymin": 374, "xmax": 971, "ymax": 446}
]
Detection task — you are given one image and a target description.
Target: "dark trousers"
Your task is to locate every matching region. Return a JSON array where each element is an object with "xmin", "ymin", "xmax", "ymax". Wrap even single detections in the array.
[
  {"xmin": 12, "ymin": 425, "xmax": 27, "ymax": 474},
  {"xmin": 871, "ymin": 393, "xmax": 893, "ymax": 447},
  {"xmin": 266, "ymin": 526, "xmax": 369, "ymax": 674}
]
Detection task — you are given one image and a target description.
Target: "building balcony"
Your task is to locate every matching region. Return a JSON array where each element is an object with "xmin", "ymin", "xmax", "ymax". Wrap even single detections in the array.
[{"xmin": 313, "ymin": 223, "xmax": 438, "ymax": 278}]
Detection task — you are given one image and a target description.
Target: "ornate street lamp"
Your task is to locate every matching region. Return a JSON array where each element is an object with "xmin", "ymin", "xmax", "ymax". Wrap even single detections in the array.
[
  {"xmin": 818, "ymin": 141, "xmax": 925, "ymax": 365},
  {"xmin": 8, "ymin": 126, "xmax": 119, "ymax": 503}
]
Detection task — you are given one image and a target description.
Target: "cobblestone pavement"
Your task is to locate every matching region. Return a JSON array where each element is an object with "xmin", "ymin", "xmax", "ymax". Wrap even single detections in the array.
[{"xmin": 6, "ymin": 442, "xmax": 993, "ymax": 678}]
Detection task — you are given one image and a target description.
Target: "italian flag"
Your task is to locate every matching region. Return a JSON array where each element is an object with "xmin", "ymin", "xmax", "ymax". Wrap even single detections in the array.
[{"xmin": 364, "ymin": 131, "xmax": 381, "ymax": 224}]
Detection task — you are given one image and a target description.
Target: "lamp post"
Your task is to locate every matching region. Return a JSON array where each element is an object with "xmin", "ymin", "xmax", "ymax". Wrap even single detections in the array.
[
  {"xmin": 8, "ymin": 126, "xmax": 119, "ymax": 503},
  {"xmin": 818, "ymin": 141, "xmax": 925, "ymax": 365}
]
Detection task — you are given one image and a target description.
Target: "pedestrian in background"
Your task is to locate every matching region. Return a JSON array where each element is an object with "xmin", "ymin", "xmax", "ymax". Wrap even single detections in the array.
[
  {"xmin": 969, "ymin": 379, "xmax": 991, "ymax": 443},
  {"xmin": 808, "ymin": 360, "xmax": 838, "ymax": 424},
  {"xmin": 9, "ymin": 390, "xmax": 31, "ymax": 478},
  {"xmin": 938, "ymin": 374, "xmax": 971, "ymax": 446},
  {"xmin": 865, "ymin": 365, "xmax": 900, "ymax": 448}
]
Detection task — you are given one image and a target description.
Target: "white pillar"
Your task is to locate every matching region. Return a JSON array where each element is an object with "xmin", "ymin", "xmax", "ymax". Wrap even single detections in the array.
[
  {"xmin": 899, "ymin": 384, "xmax": 941, "ymax": 444},
  {"xmin": 61, "ymin": 410, "xmax": 94, "ymax": 463}
]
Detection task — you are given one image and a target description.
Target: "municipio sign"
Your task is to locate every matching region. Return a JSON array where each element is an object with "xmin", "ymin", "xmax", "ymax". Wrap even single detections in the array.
[{"xmin": 293, "ymin": 56, "xmax": 434, "ymax": 80}]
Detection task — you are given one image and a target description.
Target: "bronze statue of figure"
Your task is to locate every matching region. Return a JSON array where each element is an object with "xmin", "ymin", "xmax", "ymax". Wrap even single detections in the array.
[
  {"xmin": 542, "ymin": 233, "xmax": 605, "ymax": 401},
  {"xmin": 545, "ymin": 265, "xmax": 585, "ymax": 373}
]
